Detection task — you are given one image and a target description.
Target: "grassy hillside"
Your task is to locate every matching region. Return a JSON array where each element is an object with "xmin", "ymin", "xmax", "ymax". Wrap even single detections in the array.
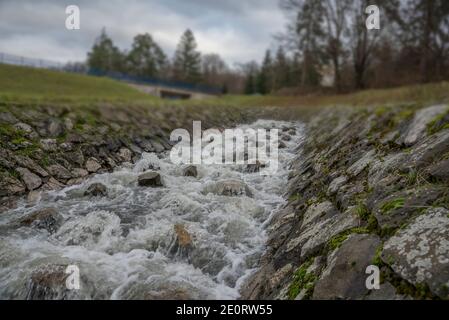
[
  {"xmin": 1, "ymin": 63, "xmax": 448, "ymax": 112},
  {"xmin": 0, "ymin": 63, "xmax": 158, "ymax": 103}
]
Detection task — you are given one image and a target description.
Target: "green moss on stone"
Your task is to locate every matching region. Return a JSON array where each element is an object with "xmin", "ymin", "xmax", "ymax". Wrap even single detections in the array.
[{"xmin": 287, "ymin": 259, "xmax": 316, "ymax": 300}]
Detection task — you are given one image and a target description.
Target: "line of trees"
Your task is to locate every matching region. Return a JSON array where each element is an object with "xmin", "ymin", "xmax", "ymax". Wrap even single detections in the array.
[
  {"xmin": 86, "ymin": 28, "xmax": 246, "ymax": 93},
  {"xmin": 246, "ymin": 0, "xmax": 449, "ymax": 95},
  {"xmin": 81, "ymin": 1, "xmax": 449, "ymax": 96},
  {"xmin": 277, "ymin": 0, "xmax": 449, "ymax": 91}
]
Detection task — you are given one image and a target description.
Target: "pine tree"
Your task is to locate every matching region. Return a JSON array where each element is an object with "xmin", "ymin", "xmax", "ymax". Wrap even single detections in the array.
[
  {"xmin": 173, "ymin": 29, "xmax": 202, "ymax": 83},
  {"xmin": 295, "ymin": 0, "xmax": 326, "ymax": 87},
  {"xmin": 127, "ymin": 33, "xmax": 167, "ymax": 78},
  {"xmin": 257, "ymin": 50, "xmax": 273, "ymax": 94},
  {"xmin": 87, "ymin": 28, "xmax": 124, "ymax": 75},
  {"xmin": 274, "ymin": 46, "xmax": 291, "ymax": 89},
  {"xmin": 244, "ymin": 73, "xmax": 257, "ymax": 94}
]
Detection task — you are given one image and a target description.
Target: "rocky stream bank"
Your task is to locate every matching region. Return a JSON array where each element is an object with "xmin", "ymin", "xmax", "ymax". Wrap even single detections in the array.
[
  {"xmin": 1, "ymin": 100, "xmax": 449, "ymax": 300},
  {"xmin": 243, "ymin": 103, "xmax": 449, "ymax": 300}
]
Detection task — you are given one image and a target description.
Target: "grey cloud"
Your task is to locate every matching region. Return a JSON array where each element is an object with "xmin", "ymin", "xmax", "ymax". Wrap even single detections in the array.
[{"xmin": 0, "ymin": 0, "xmax": 285, "ymax": 65}]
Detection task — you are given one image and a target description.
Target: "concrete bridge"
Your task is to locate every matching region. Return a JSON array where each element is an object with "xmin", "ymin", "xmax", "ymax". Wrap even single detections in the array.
[{"xmin": 127, "ymin": 82, "xmax": 216, "ymax": 100}]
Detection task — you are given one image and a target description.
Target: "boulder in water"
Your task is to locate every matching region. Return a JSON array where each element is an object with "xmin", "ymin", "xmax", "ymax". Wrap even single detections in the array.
[
  {"xmin": 26, "ymin": 264, "xmax": 69, "ymax": 300},
  {"xmin": 84, "ymin": 183, "xmax": 107, "ymax": 197},
  {"xmin": 174, "ymin": 224, "xmax": 193, "ymax": 248},
  {"xmin": 245, "ymin": 160, "xmax": 265, "ymax": 173},
  {"xmin": 138, "ymin": 171, "xmax": 163, "ymax": 187},
  {"xmin": 202, "ymin": 179, "xmax": 253, "ymax": 197},
  {"xmin": 18, "ymin": 207, "xmax": 63, "ymax": 234},
  {"xmin": 182, "ymin": 165, "xmax": 198, "ymax": 177}
]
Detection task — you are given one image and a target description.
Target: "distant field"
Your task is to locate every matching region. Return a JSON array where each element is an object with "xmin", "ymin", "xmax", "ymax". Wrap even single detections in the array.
[{"xmin": 0, "ymin": 63, "xmax": 448, "ymax": 111}]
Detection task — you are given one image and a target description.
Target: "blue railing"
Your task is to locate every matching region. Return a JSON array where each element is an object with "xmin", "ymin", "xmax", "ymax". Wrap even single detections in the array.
[
  {"xmin": 89, "ymin": 69, "xmax": 222, "ymax": 95},
  {"xmin": 0, "ymin": 52, "xmax": 63, "ymax": 69}
]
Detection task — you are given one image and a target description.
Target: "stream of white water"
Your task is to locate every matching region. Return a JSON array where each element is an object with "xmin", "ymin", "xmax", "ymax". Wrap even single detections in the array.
[{"xmin": 0, "ymin": 120, "xmax": 304, "ymax": 299}]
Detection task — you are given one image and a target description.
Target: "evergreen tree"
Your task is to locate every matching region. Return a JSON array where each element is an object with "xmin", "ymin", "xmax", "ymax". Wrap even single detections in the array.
[
  {"xmin": 257, "ymin": 50, "xmax": 273, "ymax": 94},
  {"xmin": 244, "ymin": 72, "xmax": 257, "ymax": 94},
  {"xmin": 273, "ymin": 46, "xmax": 291, "ymax": 89},
  {"xmin": 87, "ymin": 28, "xmax": 124, "ymax": 75},
  {"xmin": 173, "ymin": 29, "xmax": 202, "ymax": 83},
  {"xmin": 127, "ymin": 33, "xmax": 167, "ymax": 78},
  {"xmin": 295, "ymin": 0, "xmax": 326, "ymax": 86}
]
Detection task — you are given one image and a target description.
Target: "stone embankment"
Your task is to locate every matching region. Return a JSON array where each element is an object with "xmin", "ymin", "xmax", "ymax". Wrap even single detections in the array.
[
  {"xmin": 0, "ymin": 102, "xmax": 250, "ymax": 211},
  {"xmin": 242, "ymin": 103, "xmax": 449, "ymax": 300}
]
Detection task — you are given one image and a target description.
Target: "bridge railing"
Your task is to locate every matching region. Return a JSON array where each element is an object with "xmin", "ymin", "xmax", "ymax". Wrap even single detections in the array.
[
  {"xmin": 0, "ymin": 52, "xmax": 63, "ymax": 69},
  {"xmin": 0, "ymin": 51, "xmax": 222, "ymax": 96},
  {"xmin": 89, "ymin": 69, "xmax": 222, "ymax": 95}
]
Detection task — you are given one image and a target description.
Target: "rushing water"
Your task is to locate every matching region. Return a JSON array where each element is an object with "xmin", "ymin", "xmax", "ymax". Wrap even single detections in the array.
[{"xmin": 0, "ymin": 120, "xmax": 304, "ymax": 300}]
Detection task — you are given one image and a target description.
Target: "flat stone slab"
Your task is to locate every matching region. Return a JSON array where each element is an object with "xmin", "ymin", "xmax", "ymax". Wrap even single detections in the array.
[
  {"xmin": 401, "ymin": 104, "xmax": 449, "ymax": 146},
  {"xmin": 313, "ymin": 234, "xmax": 381, "ymax": 300},
  {"xmin": 382, "ymin": 208, "xmax": 449, "ymax": 299}
]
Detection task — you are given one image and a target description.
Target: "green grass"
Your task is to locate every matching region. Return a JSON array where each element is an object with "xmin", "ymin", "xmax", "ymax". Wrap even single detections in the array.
[
  {"xmin": 380, "ymin": 198, "xmax": 405, "ymax": 215},
  {"xmin": 0, "ymin": 63, "xmax": 160, "ymax": 103},
  {"xmin": 287, "ymin": 259, "xmax": 316, "ymax": 300},
  {"xmin": 1, "ymin": 63, "xmax": 449, "ymax": 117}
]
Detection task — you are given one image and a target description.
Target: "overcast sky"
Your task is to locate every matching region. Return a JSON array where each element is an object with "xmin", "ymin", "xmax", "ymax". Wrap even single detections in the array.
[{"xmin": 0, "ymin": 0, "xmax": 286, "ymax": 67}]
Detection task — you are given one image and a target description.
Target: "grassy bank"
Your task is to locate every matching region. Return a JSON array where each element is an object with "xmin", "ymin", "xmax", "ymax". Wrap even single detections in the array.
[{"xmin": 1, "ymin": 63, "xmax": 449, "ymax": 112}]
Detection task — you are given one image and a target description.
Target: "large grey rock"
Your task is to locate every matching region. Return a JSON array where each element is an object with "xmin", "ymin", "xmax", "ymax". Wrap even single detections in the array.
[
  {"xmin": 16, "ymin": 167, "xmax": 42, "ymax": 191},
  {"xmin": 365, "ymin": 282, "xmax": 409, "ymax": 300},
  {"xmin": 85, "ymin": 157, "xmax": 101, "ymax": 173},
  {"xmin": 202, "ymin": 179, "xmax": 252, "ymax": 197},
  {"xmin": 71, "ymin": 168, "xmax": 89, "ymax": 178},
  {"xmin": 285, "ymin": 210, "xmax": 360, "ymax": 259},
  {"xmin": 313, "ymin": 234, "xmax": 381, "ymax": 300},
  {"xmin": 0, "ymin": 112, "xmax": 18, "ymax": 124},
  {"xmin": 301, "ymin": 201, "xmax": 338, "ymax": 229},
  {"xmin": 14, "ymin": 122, "xmax": 37, "ymax": 139},
  {"xmin": 138, "ymin": 171, "xmax": 163, "ymax": 187},
  {"xmin": 14, "ymin": 155, "xmax": 48, "ymax": 177},
  {"xmin": 382, "ymin": 208, "xmax": 449, "ymax": 299},
  {"xmin": 401, "ymin": 105, "xmax": 449, "ymax": 146},
  {"xmin": 25, "ymin": 263, "xmax": 96, "ymax": 300},
  {"xmin": 46, "ymin": 164, "xmax": 72, "ymax": 180},
  {"xmin": 182, "ymin": 165, "xmax": 198, "ymax": 177},
  {"xmin": 46, "ymin": 119, "xmax": 64, "ymax": 137},
  {"xmin": 0, "ymin": 176, "xmax": 25, "ymax": 196},
  {"xmin": 84, "ymin": 183, "xmax": 107, "ymax": 197},
  {"xmin": 117, "ymin": 147, "xmax": 132, "ymax": 162},
  {"xmin": 427, "ymin": 159, "xmax": 449, "ymax": 182},
  {"xmin": 40, "ymin": 139, "xmax": 58, "ymax": 152},
  {"xmin": 373, "ymin": 187, "xmax": 445, "ymax": 230},
  {"xmin": 26, "ymin": 264, "xmax": 70, "ymax": 300},
  {"xmin": 328, "ymin": 176, "xmax": 348, "ymax": 195},
  {"xmin": 405, "ymin": 129, "xmax": 449, "ymax": 168},
  {"xmin": 347, "ymin": 149, "xmax": 376, "ymax": 177},
  {"xmin": 368, "ymin": 153, "xmax": 408, "ymax": 188},
  {"xmin": 150, "ymin": 139, "xmax": 165, "ymax": 153},
  {"xmin": 18, "ymin": 207, "xmax": 63, "ymax": 234}
]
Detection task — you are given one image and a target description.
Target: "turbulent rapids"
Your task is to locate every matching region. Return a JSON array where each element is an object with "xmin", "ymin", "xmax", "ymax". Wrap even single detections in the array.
[{"xmin": 0, "ymin": 120, "xmax": 304, "ymax": 300}]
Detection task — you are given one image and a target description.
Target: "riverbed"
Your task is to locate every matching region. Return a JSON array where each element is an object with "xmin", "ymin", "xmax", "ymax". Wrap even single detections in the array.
[{"xmin": 0, "ymin": 120, "xmax": 304, "ymax": 299}]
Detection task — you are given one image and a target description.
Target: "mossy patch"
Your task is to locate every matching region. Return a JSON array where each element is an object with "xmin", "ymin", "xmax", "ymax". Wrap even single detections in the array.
[
  {"xmin": 326, "ymin": 227, "xmax": 370, "ymax": 252},
  {"xmin": 427, "ymin": 108, "xmax": 449, "ymax": 135},
  {"xmin": 287, "ymin": 259, "xmax": 316, "ymax": 300}
]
